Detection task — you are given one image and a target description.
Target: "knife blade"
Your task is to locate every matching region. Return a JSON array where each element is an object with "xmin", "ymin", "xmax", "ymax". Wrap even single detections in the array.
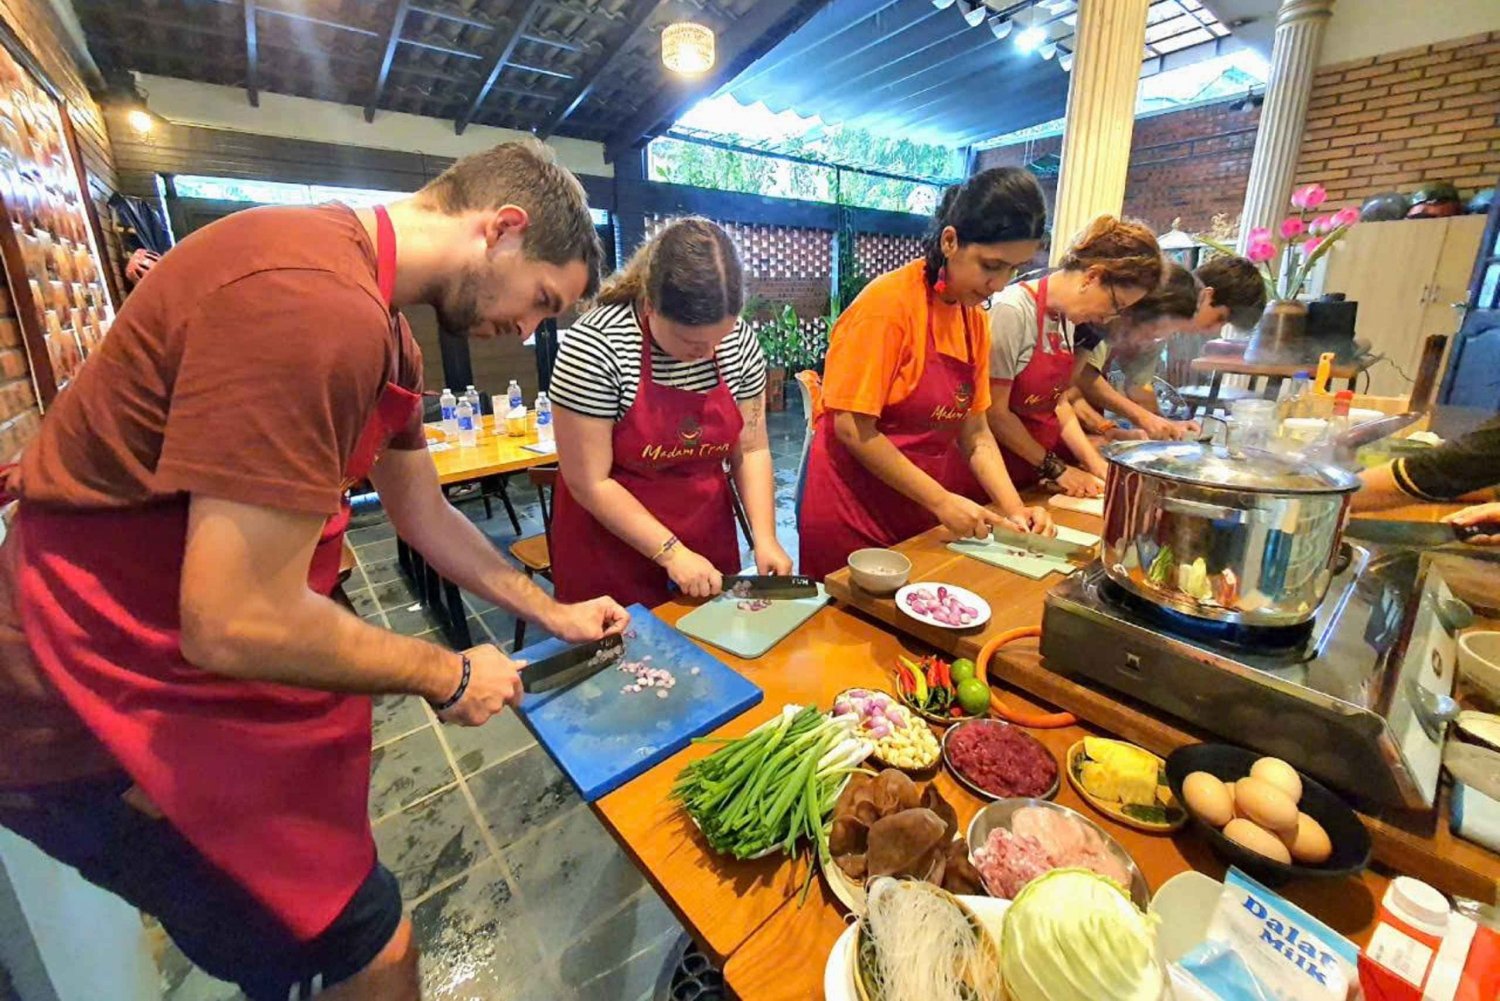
[
  {"xmin": 721, "ymin": 575, "xmax": 819, "ymax": 600},
  {"xmin": 1344, "ymin": 518, "xmax": 1500, "ymax": 547},
  {"xmin": 986, "ymin": 525, "xmax": 1097, "ymax": 563},
  {"xmin": 521, "ymin": 634, "xmax": 626, "ymax": 694}
]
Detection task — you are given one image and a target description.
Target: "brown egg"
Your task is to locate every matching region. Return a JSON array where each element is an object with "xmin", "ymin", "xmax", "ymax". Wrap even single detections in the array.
[
  {"xmin": 1224, "ymin": 818, "xmax": 1292, "ymax": 864},
  {"xmin": 1183, "ymin": 771, "xmax": 1235, "ymax": 828},
  {"xmin": 1282, "ymin": 812, "xmax": 1333, "ymax": 864},
  {"xmin": 1235, "ymin": 776, "xmax": 1300, "ymax": 833},
  {"xmin": 1251, "ymin": 757, "xmax": 1304, "ymax": 804}
]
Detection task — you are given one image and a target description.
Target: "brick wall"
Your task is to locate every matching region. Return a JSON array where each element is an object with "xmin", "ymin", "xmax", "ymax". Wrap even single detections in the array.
[
  {"xmin": 0, "ymin": 1, "xmax": 118, "ymax": 459},
  {"xmin": 978, "ymin": 97, "xmax": 1262, "ymax": 238},
  {"xmin": 854, "ymin": 232, "xmax": 925, "ymax": 278},
  {"xmin": 1295, "ymin": 31, "xmax": 1500, "ymax": 205}
]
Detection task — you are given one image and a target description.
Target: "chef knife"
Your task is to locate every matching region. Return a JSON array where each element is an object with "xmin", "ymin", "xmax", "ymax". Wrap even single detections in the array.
[
  {"xmin": 521, "ymin": 634, "xmax": 626, "ymax": 694},
  {"xmin": 1344, "ymin": 518, "xmax": 1500, "ymax": 547},
  {"xmin": 986, "ymin": 525, "xmax": 1097, "ymax": 563},
  {"xmin": 721, "ymin": 574, "xmax": 819, "ymax": 600}
]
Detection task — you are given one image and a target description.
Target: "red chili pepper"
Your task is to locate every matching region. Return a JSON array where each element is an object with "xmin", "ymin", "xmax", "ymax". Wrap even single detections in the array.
[
  {"xmin": 896, "ymin": 664, "xmax": 914, "ymax": 697},
  {"xmin": 950, "ymin": 705, "xmax": 965, "ymax": 718},
  {"xmin": 935, "ymin": 659, "xmax": 952, "ymax": 691}
]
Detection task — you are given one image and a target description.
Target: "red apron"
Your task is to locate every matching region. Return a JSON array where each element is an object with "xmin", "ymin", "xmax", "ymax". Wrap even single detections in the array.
[
  {"xmin": 799, "ymin": 291, "xmax": 977, "ymax": 582},
  {"xmin": 550, "ymin": 310, "xmax": 744, "ymax": 608},
  {"xmin": 9, "ymin": 205, "xmax": 420, "ymax": 941},
  {"xmin": 1000, "ymin": 276, "xmax": 1075, "ymax": 489}
]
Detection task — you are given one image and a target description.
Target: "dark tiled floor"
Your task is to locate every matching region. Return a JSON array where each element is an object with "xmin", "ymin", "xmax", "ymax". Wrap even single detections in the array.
[{"xmin": 159, "ymin": 401, "xmax": 809, "ymax": 1000}]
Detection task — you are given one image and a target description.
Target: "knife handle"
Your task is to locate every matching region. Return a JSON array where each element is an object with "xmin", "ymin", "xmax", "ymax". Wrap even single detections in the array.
[{"xmin": 1452, "ymin": 520, "xmax": 1500, "ymax": 542}]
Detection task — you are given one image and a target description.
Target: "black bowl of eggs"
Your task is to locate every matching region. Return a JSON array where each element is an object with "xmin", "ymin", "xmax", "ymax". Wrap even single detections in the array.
[{"xmin": 1165, "ymin": 744, "xmax": 1371, "ymax": 886}]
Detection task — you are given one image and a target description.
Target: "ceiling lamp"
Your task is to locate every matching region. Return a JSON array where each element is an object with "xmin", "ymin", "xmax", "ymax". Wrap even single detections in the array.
[
  {"xmin": 960, "ymin": 1, "xmax": 988, "ymax": 27},
  {"xmin": 662, "ymin": 21, "xmax": 715, "ymax": 75},
  {"xmin": 1015, "ymin": 23, "xmax": 1048, "ymax": 51},
  {"xmin": 1058, "ymin": 51, "xmax": 1074, "ymax": 71},
  {"xmin": 1038, "ymin": 41, "xmax": 1057, "ymax": 59},
  {"xmin": 989, "ymin": 17, "xmax": 1012, "ymax": 39},
  {"xmin": 931, "ymin": 0, "xmax": 959, "ymax": 8}
]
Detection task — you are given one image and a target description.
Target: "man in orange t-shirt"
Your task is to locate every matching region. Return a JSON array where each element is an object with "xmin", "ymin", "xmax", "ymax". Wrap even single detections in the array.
[{"xmin": 798, "ymin": 168, "xmax": 1054, "ymax": 581}]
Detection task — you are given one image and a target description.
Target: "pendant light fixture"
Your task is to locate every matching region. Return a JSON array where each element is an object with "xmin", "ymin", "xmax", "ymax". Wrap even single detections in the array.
[
  {"xmin": 989, "ymin": 16, "xmax": 1013, "ymax": 39},
  {"xmin": 662, "ymin": 21, "xmax": 715, "ymax": 75},
  {"xmin": 959, "ymin": 1, "xmax": 988, "ymax": 27}
]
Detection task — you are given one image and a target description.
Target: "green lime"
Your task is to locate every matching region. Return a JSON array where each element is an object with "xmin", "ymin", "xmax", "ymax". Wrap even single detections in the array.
[
  {"xmin": 956, "ymin": 678, "xmax": 991, "ymax": 716},
  {"xmin": 950, "ymin": 658, "xmax": 977, "ymax": 685}
]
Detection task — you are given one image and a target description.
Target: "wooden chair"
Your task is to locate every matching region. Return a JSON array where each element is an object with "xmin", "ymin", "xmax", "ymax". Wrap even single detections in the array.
[{"xmin": 509, "ymin": 466, "xmax": 556, "ymax": 650}]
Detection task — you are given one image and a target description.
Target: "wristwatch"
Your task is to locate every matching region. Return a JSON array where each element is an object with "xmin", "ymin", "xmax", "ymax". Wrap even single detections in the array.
[{"xmin": 1035, "ymin": 451, "xmax": 1067, "ymax": 483}]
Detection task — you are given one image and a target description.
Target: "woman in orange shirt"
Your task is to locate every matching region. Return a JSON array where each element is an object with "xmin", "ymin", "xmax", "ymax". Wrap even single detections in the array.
[{"xmin": 799, "ymin": 168, "xmax": 1053, "ymax": 581}]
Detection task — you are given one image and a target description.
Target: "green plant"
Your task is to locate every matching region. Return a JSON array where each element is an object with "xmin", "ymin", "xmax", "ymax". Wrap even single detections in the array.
[{"xmin": 754, "ymin": 303, "xmax": 802, "ymax": 370}]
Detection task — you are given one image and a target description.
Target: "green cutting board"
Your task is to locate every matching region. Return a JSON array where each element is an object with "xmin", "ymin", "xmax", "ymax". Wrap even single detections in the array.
[
  {"xmin": 948, "ymin": 525, "xmax": 1101, "ymax": 580},
  {"xmin": 676, "ymin": 584, "xmax": 832, "ymax": 659}
]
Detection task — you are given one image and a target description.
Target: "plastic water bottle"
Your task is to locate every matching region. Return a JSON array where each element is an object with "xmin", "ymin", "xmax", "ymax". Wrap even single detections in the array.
[
  {"xmin": 464, "ymin": 385, "xmax": 482, "ymax": 430},
  {"xmin": 439, "ymin": 387, "xmax": 458, "ymax": 435},
  {"xmin": 456, "ymin": 398, "xmax": 476, "ymax": 448},
  {"xmin": 507, "ymin": 379, "xmax": 523, "ymax": 412},
  {"xmin": 535, "ymin": 391, "xmax": 554, "ymax": 445}
]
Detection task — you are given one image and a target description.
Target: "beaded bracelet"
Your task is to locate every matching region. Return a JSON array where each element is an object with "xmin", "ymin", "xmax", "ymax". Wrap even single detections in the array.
[{"xmin": 430, "ymin": 654, "xmax": 471, "ymax": 712}]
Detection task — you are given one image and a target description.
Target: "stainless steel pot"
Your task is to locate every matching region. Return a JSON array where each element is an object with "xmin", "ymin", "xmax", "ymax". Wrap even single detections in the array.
[{"xmin": 1100, "ymin": 441, "xmax": 1361, "ymax": 627}]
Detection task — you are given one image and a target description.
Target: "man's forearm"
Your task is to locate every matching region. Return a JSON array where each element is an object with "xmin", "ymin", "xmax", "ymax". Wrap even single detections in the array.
[
  {"xmin": 1059, "ymin": 403, "xmax": 1108, "ymax": 475},
  {"xmin": 1079, "ymin": 367, "xmax": 1155, "ymax": 429},
  {"xmin": 184, "ymin": 587, "xmax": 462, "ymax": 702},
  {"xmin": 404, "ymin": 501, "xmax": 565, "ymax": 627}
]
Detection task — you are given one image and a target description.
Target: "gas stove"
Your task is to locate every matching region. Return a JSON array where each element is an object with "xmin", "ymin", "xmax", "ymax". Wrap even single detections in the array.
[{"xmin": 1041, "ymin": 544, "xmax": 1468, "ymax": 809}]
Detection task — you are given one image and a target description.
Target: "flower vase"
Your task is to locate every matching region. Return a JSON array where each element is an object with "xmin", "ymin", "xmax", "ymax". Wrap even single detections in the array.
[{"xmin": 1244, "ymin": 300, "xmax": 1308, "ymax": 365}]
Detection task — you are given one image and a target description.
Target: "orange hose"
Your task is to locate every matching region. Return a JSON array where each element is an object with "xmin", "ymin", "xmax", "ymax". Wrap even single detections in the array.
[{"xmin": 977, "ymin": 626, "xmax": 1077, "ymax": 728}]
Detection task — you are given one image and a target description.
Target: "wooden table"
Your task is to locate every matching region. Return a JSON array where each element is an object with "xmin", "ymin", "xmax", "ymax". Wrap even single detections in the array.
[
  {"xmin": 1187, "ymin": 354, "xmax": 1374, "ymax": 416},
  {"xmin": 424, "ymin": 414, "xmax": 554, "ymax": 486},
  {"xmin": 593, "ymin": 595, "xmax": 1392, "ymax": 999},
  {"xmin": 396, "ymin": 416, "xmax": 557, "ymax": 647},
  {"xmin": 824, "ymin": 505, "xmax": 1500, "ymax": 905}
]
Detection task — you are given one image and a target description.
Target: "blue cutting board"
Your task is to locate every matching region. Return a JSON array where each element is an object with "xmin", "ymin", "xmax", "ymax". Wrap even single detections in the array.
[{"xmin": 516, "ymin": 604, "xmax": 762, "ymax": 801}]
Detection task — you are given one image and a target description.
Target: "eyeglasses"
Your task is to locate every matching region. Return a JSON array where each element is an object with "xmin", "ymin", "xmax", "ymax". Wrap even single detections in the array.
[{"xmin": 1099, "ymin": 284, "xmax": 1124, "ymax": 322}]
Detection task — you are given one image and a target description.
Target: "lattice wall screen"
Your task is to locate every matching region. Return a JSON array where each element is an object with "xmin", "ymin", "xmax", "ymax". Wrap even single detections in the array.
[{"xmin": 854, "ymin": 233, "xmax": 924, "ymax": 277}]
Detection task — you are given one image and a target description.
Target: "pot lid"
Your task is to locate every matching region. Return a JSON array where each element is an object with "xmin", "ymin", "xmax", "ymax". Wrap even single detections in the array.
[{"xmin": 1104, "ymin": 441, "xmax": 1361, "ymax": 493}]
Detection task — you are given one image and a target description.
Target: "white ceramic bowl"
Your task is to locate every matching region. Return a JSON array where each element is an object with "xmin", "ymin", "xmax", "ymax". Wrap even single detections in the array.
[
  {"xmin": 847, "ymin": 548, "xmax": 911, "ymax": 595},
  {"xmin": 1459, "ymin": 630, "xmax": 1500, "ymax": 703}
]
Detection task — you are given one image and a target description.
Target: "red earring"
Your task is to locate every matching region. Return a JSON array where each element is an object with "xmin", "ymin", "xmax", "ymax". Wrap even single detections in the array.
[{"xmin": 934, "ymin": 265, "xmax": 950, "ymax": 297}]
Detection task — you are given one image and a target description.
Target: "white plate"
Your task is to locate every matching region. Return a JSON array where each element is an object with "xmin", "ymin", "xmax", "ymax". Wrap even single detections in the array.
[
  {"xmin": 822, "ymin": 894, "xmax": 1010, "ymax": 1001},
  {"xmin": 894, "ymin": 583, "xmax": 991, "ymax": 630}
]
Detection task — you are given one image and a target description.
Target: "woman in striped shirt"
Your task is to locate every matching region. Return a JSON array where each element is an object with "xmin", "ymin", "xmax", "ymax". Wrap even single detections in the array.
[{"xmin": 548, "ymin": 218, "xmax": 789, "ymax": 605}]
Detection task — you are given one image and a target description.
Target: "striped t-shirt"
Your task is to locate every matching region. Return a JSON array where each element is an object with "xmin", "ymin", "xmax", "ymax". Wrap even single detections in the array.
[{"xmin": 549, "ymin": 302, "xmax": 768, "ymax": 420}]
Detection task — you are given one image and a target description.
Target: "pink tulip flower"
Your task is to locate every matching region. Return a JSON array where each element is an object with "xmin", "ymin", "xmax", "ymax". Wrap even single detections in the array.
[
  {"xmin": 1309, "ymin": 215, "xmax": 1334, "ymax": 237},
  {"xmin": 1291, "ymin": 184, "xmax": 1328, "ymax": 209},
  {"xmin": 1302, "ymin": 237, "xmax": 1323, "ymax": 256},
  {"xmin": 1247, "ymin": 240, "xmax": 1277, "ymax": 264},
  {"xmin": 1249, "ymin": 226, "xmax": 1273, "ymax": 245},
  {"xmin": 1332, "ymin": 206, "xmax": 1360, "ymax": 228},
  {"xmin": 1280, "ymin": 217, "xmax": 1307, "ymax": 239}
]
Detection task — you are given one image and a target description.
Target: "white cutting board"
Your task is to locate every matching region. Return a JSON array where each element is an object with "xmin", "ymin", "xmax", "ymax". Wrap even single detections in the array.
[
  {"xmin": 948, "ymin": 525, "xmax": 1101, "ymax": 579},
  {"xmin": 676, "ymin": 584, "xmax": 831, "ymax": 659}
]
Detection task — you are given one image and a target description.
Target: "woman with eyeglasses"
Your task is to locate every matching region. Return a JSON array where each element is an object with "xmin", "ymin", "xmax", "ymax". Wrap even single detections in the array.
[
  {"xmin": 984, "ymin": 216, "xmax": 1163, "ymax": 498},
  {"xmin": 798, "ymin": 167, "xmax": 1053, "ymax": 581}
]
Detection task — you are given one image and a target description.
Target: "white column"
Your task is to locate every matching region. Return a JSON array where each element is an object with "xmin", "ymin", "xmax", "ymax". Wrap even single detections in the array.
[
  {"xmin": 1237, "ymin": 0, "xmax": 1336, "ymax": 249},
  {"xmin": 1049, "ymin": 0, "xmax": 1151, "ymax": 265}
]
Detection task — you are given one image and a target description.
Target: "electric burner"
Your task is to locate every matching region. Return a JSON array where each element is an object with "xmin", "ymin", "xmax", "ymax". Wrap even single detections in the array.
[{"xmin": 1042, "ymin": 545, "xmax": 1467, "ymax": 809}]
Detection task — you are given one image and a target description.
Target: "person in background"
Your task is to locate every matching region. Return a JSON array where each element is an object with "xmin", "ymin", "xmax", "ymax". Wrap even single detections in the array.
[
  {"xmin": 986, "ymin": 216, "xmax": 1163, "ymax": 498},
  {"xmin": 1352, "ymin": 414, "xmax": 1500, "ymax": 543},
  {"xmin": 0, "ymin": 141, "xmax": 628, "ymax": 1001},
  {"xmin": 1070, "ymin": 255, "xmax": 1266, "ymax": 440},
  {"xmin": 799, "ymin": 167, "xmax": 1052, "ymax": 582},
  {"xmin": 549, "ymin": 217, "xmax": 787, "ymax": 604}
]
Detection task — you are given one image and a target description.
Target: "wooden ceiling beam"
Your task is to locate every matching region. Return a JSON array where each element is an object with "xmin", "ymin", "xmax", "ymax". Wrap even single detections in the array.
[
  {"xmin": 454, "ymin": 0, "xmax": 548, "ymax": 135},
  {"xmin": 365, "ymin": 0, "xmax": 412, "ymax": 122},
  {"xmin": 535, "ymin": 0, "xmax": 664, "ymax": 140}
]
